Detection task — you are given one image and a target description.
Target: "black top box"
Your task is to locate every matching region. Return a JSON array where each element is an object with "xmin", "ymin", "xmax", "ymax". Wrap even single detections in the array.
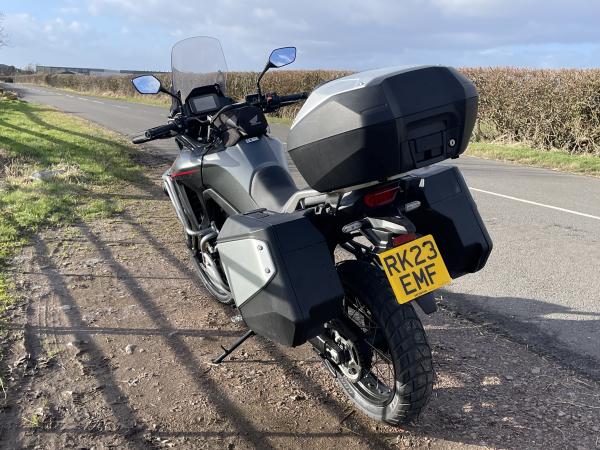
[{"xmin": 287, "ymin": 66, "xmax": 478, "ymax": 192}]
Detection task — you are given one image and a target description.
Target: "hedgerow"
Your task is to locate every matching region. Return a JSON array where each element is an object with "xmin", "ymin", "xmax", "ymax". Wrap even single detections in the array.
[{"xmin": 16, "ymin": 68, "xmax": 600, "ymax": 154}]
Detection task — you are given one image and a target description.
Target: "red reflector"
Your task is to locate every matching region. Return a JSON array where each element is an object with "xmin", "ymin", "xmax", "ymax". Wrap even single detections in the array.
[
  {"xmin": 393, "ymin": 233, "xmax": 417, "ymax": 247},
  {"xmin": 171, "ymin": 169, "xmax": 199, "ymax": 178},
  {"xmin": 364, "ymin": 186, "xmax": 399, "ymax": 208}
]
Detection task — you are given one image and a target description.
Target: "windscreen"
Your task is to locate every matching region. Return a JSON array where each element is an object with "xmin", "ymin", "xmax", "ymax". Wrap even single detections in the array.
[{"xmin": 171, "ymin": 36, "xmax": 228, "ymax": 102}]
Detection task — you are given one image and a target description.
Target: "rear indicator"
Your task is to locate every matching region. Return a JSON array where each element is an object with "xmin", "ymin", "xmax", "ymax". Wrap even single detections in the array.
[
  {"xmin": 363, "ymin": 186, "xmax": 399, "ymax": 208},
  {"xmin": 392, "ymin": 233, "xmax": 417, "ymax": 247},
  {"xmin": 171, "ymin": 169, "xmax": 199, "ymax": 178}
]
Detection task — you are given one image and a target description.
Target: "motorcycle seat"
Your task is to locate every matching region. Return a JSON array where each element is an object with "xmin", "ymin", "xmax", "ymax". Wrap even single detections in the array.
[{"xmin": 250, "ymin": 165, "xmax": 299, "ymax": 212}]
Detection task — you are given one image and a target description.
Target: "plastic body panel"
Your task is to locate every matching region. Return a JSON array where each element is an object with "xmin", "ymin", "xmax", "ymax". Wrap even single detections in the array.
[
  {"xmin": 201, "ymin": 136, "xmax": 294, "ymax": 213},
  {"xmin": 399, "ymin": 165, "xmax": 492, "ymax": 278},
  {"xmin": 216, "ymin": 210, "xmax": 343, "ymax": 347},
  {"xmin": 288, "ymin": 66, "xmax": 478, "ymax": 192}
]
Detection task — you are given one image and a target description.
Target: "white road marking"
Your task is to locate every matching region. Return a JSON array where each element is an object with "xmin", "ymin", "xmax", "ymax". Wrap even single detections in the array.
[
  {"xmin": 470, "ymin": 187, "xmax": 600, "ymax": 221},
  {"xmin": 113, "ymin": 105, "xmax": 130, "ymax": 109},
  {"xmin": 92, "ymin": 100, "xmax": 104, "ymax": 104},
  {"xmin": 77, "ymin": 97, "xmax": 89, "ymax": 101}
]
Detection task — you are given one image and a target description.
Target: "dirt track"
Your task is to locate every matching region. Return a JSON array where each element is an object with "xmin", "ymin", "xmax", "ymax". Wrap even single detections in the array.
[{"xmin": 1, "ymin": 158, "xmax": 599, "ymax": 449}]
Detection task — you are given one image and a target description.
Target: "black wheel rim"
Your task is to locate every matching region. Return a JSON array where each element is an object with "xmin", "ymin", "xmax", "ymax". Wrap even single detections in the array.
[{"xmin": 341, "ymin": 293, "xmax": 396, "ymax": 406}]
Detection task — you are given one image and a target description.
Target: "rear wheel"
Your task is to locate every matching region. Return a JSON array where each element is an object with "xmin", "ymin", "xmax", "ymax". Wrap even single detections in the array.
[{"xmin": 331, "ymin": 260, "xmax": 434, "ymax": 425}]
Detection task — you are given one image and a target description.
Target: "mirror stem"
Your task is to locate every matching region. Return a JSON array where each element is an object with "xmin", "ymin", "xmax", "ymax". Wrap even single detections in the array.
[
  {"xmin": 256, "ymin": 62, "xmax": 272, "ymax": 100},
  {"xmin": 160, "ymin": 86, "xmax": 183, "ymax": 109}
]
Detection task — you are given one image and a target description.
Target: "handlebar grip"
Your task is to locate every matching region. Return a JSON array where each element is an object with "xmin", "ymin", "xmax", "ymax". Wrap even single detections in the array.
[
  {"xmin": 145, "ymin": 122, "xmax": 180, "ymax": 139},
  {"xmin": 132, "ymin": 135, "xmax": 149, "ymax": 144},
  {"xmin": 278, "ymin": 92, "xmax": 308, "ymax": 103}
]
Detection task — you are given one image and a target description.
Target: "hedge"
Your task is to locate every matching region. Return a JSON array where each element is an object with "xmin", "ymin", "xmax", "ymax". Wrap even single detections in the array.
[{"xmin": 15, "ymin": 68, "xmax": 600, "ymax": 154}]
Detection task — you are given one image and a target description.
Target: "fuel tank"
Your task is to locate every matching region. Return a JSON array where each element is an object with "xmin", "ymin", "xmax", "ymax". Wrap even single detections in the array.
[{"xmin": 201, "ymin": 135, "xmax": 293, "ymax": 213}]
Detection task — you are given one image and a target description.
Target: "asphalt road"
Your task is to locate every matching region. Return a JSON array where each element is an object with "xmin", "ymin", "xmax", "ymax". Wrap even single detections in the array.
[{"xmin": 4, "ymin": 83, "xmax": 600, "ymax": 379}]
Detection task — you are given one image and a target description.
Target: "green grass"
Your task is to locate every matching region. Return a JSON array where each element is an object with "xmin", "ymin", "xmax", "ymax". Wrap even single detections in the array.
[
  {"xmin": 467, "ymin": 142, "xmax": 600, "ymax": 176},
  {"xmin": 24, "ymin": 413, "xmax": 41, "ymax": 428},
  {"xmin": 100, "ymin": 93, "xmax": 170, "ymax": 106},
  {"xmin": 67, "ymin": 88, "xmax": 170, "ymax": 107},
  {"xmin": 0, "ymin": 99, "xmax": 142, "ymax": 311},
  {"xmin": 18, "ymin": 82, "xmax": 171, "ymax": 107},
  {"xmin": 266, "ymin": 115, "xmax": 294, "ymax": 126}
]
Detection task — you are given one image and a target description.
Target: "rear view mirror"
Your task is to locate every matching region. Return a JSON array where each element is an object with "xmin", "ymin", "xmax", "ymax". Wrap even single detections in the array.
[
  {"xmin": 257, "ymin": 46, "xmax": 297, "ymax": 99},
  {"xmin": 268, "ymin": 47, "xmax": 296, "ymax": 68},
  {"xmin": 132, "ymin": 75, "xmax": 161, "ymax": 94}
]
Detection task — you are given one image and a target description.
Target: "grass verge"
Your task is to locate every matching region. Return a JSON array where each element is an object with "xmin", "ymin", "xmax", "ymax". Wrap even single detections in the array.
[
  {"xmin": 18, "ymin": 82, "xmax": 171, "ymax": 107},
  {"xmin": 0, "ymin": 98, "xmax": 142, "ymax": 312},
  {"xmin": 467, "ymin": 142, "xmax": 600, "ymax": 176}
]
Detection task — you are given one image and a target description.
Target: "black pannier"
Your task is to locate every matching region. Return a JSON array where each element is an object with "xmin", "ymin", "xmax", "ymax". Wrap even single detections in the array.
[
  {"xmin": 398, "ymin": 165, "xmax": 492, "ymax": 278},
  {"xmin": 216, "ymin": 210, "xmax": 343, "ymax": 347},
  {"xmin": 288, "ymin": 66, "xmax": 478, "ymax": 192},
  {"xmin": 214, "ymin": 105, "xmax": 268, "ymax": 147}
]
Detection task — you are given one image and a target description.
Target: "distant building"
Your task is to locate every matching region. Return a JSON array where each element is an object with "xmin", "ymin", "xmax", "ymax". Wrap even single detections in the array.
[{"xmin": 35, "ymin": 65, "xmax": 168, "ymax": 76}]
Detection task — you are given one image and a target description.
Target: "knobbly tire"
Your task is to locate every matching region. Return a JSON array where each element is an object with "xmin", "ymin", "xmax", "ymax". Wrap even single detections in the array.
[{"xmin": 333, "ymin": 260, "xmax": 434, "ymax": 425}]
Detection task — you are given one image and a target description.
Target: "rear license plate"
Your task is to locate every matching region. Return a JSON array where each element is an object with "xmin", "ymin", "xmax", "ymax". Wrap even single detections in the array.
[{"xmin": 378, "ymin": 235, "xmax": 451, "ymax": 304}]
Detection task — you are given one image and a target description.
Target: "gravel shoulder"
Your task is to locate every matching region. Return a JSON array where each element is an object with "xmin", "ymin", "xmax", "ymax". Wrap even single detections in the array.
[{"xmin": 1, "ymin": 156, "xmax": 599, "ymax": 450}]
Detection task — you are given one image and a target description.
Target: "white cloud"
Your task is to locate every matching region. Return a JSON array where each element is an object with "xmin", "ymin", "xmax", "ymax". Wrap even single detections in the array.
[
  {"xmin": 431, "ymin": 0, "xmax": 509, "ymax": 16},
  {"xmin": 77, "ymin": 0, "xmax": 600, "ymax": 69},
  {"xmin": 59, "ymin": 6, "xmax": 81, "ymax": 15},
  {"xmin": 5, "ymin": 14, "xmax": 91, "ymax": 46},
  {"xmin": 1, "ymin": 12, "xmax": 101, "ymax": 67},
  {"xmin": 4, "ymin": 0, "xmax": 600, "ymax": 70},
  {"xmin": 253, "ymin": 8, "xmax": 276, "ymax": 19}
]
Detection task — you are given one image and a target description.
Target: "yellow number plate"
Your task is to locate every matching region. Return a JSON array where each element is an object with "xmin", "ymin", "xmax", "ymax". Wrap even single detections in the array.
[{"xmin": 378, "ymin": 235, "xmax": 451, "ymax": 304}]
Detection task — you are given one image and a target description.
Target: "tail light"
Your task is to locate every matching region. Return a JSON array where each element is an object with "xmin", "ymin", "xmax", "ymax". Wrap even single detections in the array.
[
  {"xmin": 392, "ymin": 233, "xmax": 417, "ymax": 247},
  {"xmin": 363, "ymin": 185, "xmax": 399, "ymax": 208}
]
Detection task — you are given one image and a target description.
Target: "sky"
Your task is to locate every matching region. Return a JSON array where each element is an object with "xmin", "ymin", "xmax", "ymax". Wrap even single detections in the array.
[{"xmin": 1, "ymin": 0, "xmax": 600, "ymax": 72}]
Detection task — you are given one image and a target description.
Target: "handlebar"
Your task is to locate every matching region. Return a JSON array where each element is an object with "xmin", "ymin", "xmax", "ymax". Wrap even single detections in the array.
[
  {"xmin": 131, "ymin": 120, "xmax": 181, "ymax": 144},
  {"xmin": 131, "ymin": 91, "xmax": 309, "ymax": 145},
  {"xmin": 132, "ymin": 135, "xmax": 149, "ymax": 144},
  {"xmin": 145, "ymin": 122, "xmax": 180, "ymax": 139},
  {"xmin": 277, "ymin": 92, "xmax": 309, "ymax": 104}
]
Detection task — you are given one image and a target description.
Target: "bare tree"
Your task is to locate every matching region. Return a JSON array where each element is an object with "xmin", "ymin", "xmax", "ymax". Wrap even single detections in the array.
[
  {"xmin": 23, "ymin": 63, "xmax": 36, "ymax": 74},
  {"xmin": 0, "ymin": 13, "xmax": 7, "ymax": 48}
]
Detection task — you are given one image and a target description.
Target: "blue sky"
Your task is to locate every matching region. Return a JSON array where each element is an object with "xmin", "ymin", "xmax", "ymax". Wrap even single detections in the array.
[{"xmin": 1, "ymin": 0, "xmax": 600, "ymax": 71}]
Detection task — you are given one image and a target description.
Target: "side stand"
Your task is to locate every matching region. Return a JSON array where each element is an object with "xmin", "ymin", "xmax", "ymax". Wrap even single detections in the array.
[{"xmin": 212, "ymin": 330, "xmax": 256, "ymax": 364}]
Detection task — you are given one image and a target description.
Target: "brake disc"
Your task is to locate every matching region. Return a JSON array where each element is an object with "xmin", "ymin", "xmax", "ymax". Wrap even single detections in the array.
[{"xmin": 330, "ymin": 328, "xmax": 372, "ymax": 383}]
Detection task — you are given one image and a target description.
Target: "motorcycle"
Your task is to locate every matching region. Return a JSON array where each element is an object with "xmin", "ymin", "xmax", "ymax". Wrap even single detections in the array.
[{"xmin": 131, "ymin": 36, "xmax": 492, "ymax": 425}]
